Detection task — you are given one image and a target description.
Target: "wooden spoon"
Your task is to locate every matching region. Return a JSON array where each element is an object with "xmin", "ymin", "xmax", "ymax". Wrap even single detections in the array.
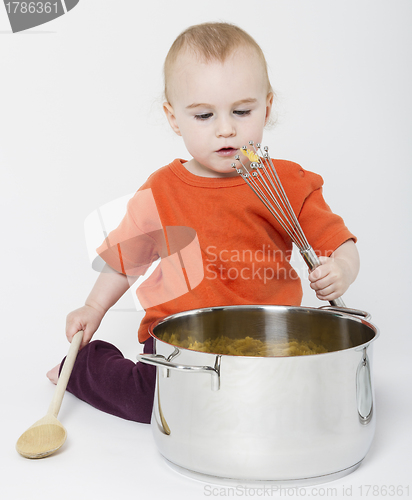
[{"xmin": 16, "ymin": 330, "xmax": 83, "ymax": 459}]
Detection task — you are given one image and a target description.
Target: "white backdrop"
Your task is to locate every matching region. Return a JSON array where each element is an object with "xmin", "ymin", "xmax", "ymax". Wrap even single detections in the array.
[{"xmin": 1, "ymin": 1, "xmax": 411, "ymax": 499}]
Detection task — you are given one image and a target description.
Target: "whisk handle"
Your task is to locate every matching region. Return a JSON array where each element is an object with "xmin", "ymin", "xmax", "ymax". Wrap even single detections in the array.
[
  {"xmin": 329, "ymin": 296, "xmax": 346, "ymax": 308},
  {"xmin": 300, "ymin": 247, "xmax": 347, "ymax": 308},
  {"xmin": 301, "ymin": 247, "xmax": 322, "ymax": 270}
]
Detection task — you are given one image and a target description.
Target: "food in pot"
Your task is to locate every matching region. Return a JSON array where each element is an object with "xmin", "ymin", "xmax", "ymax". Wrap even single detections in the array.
[{"xmin": 159, "ymin": 332, "xmax": 328, "ymax": 357}]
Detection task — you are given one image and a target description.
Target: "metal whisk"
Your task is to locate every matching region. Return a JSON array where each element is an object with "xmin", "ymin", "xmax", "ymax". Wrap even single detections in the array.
[{"xmin": 232, "ymin": 141, "xmax": 345, "ymax": 308}]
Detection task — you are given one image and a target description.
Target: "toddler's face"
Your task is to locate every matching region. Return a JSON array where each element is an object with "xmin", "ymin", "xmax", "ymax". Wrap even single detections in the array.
[{"xmin": 164, "ymin": 47, "xmax": 273, "ymax": 178}]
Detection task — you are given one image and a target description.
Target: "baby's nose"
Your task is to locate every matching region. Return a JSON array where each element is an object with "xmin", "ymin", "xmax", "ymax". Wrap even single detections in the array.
[{"xmin": 216, "ymin": 118, "xmax": 236, "ymax": 137}]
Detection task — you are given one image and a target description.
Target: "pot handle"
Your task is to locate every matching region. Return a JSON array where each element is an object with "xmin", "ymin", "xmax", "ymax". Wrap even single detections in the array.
[
  {"xmin": 356, "ymin": 348, "xmax": 374, "ymax": 424},
  {"xmin": 137, "ymin": 353, "xmax": 221, "ymax": 391},
  {"xmin": 318, "ymin": 305, "xmax": 371, "ymax": 321}
]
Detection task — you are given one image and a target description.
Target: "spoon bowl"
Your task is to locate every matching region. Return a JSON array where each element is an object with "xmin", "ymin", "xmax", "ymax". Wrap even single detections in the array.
[
  {"xmin": 16, "ymin": 415, "xmax": 67, "ymax": 459},
  {"xmin": 16, "ymin": 331, "xmax": 83, "ymax": 459}
]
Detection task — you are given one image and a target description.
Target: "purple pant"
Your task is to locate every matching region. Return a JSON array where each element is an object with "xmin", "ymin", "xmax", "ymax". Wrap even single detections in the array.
[{"xmin": 60, "ymin": 337, "xmax": 156, "ymax": 423}]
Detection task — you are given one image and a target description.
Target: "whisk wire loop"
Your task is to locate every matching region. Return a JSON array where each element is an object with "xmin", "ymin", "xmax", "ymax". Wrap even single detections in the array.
[
  {"xmin": 237, "ymin": 144, "xmax": 309, "ymax": 251},
  {"xmin": 233, "ymin": 142, "xmax": 346, "ymax": 308}
]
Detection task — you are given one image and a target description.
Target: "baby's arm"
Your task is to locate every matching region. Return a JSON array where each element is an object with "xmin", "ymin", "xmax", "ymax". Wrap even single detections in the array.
[
  {"xmin": 308, "ymin": 240, "xmax": 360, "ymax": 302},
  {"xmin": 66, "ymin": 264, "xmax": 136, "ymax": 349}
]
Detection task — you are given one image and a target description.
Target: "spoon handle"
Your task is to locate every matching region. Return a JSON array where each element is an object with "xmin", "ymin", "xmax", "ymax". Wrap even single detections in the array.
[{"xmin": 47, "ymin": 331, "xmax": 84, "ymax": 418}]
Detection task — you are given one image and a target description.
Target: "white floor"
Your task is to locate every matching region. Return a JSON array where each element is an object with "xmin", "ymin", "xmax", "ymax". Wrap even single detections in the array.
[{"xmin": 2, "ymin": 305, "xmax": 412, "ymax": 500}]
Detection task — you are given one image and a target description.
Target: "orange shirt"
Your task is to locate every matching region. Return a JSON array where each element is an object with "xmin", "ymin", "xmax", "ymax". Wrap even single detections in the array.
[{"xmin": 97, "ymin": 159, "xmax": 356, "ymax": 343}]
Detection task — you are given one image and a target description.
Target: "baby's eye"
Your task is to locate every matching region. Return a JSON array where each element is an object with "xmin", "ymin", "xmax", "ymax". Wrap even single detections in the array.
[
  {"xmin": 194, "ymin": 113, "xmax": 213, "ymax": 120},
  {"xmin": 233, "ymin": 110, "xmax": 251, "ymax": 116}
]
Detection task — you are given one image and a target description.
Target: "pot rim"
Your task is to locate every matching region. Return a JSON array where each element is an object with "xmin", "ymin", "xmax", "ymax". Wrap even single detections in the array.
[{"xmin": 148, "ymin": 304, "xmax": 379, "ymax": 358}]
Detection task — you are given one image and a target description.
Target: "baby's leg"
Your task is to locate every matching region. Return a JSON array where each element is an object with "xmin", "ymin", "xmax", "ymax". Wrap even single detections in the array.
[{"xmin": 53, "ymin": 338, "xmax": 156, "ymax": 423}]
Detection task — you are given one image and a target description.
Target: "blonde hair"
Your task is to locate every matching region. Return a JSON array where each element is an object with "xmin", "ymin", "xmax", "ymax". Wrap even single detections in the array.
[{"xmin": 164, "ymin": 22, "xmax": 273, "ymax": 102}]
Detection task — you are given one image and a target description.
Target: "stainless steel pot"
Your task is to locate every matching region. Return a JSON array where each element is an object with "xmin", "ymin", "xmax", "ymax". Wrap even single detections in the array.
[{"xmin": 138, "ymin": 305, "xmax": 379, "ymax": 486}]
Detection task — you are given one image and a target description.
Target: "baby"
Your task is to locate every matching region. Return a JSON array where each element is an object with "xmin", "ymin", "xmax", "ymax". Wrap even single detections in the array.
[{"xmin": 47, "ymin": 22, "xmax": 359, "ymax": 423}]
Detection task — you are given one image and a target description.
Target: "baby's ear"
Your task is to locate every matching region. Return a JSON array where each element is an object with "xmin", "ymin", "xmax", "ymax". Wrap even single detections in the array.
[
  {"xmin": 264, "ymin": 92, "xmax": 274, "ymax": 126},
  {"xmin": 163, "ymin": 102, "xmax": 182, "ymax": 136}
]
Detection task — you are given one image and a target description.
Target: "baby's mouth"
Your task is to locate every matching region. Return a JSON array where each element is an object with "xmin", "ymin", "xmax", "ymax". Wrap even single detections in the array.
[{"xmin": 216, "ymin": 147, "xmax": 238, "ymax": 156}]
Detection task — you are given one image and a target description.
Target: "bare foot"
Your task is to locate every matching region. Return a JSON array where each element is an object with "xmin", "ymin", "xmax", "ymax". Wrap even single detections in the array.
[{"xmin": 46, "ymin": 364, "xmax": 61, "ymax": 385}]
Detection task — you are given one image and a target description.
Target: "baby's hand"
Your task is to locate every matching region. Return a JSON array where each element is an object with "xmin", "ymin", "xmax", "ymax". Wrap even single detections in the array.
[
  {"xmin": 66, "ymin": 304, "xmax": 104, "ymax": 349},
  {"xmin": 308, "ymin": 255, "xmax": 352, "ymax": 302}
]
